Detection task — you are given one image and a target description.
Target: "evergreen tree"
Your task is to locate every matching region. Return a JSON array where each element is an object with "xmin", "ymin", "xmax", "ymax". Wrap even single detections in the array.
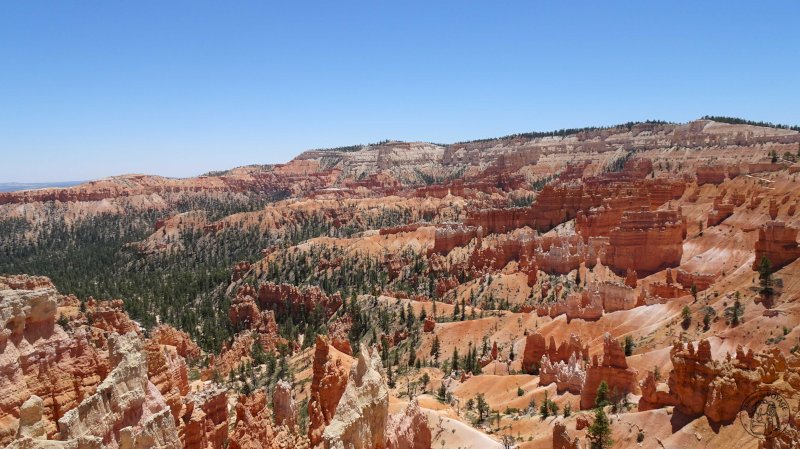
[
  {"xmin": 587, "ymin": 407, "xmax": 613, "ymax": 449},
  {"xmin": 595, "ymin": 381, "xmax": 610, "ymax": 408},
  {"xmin": 758, "ymin": 256, "xmax": 774, "ymax": 295}
]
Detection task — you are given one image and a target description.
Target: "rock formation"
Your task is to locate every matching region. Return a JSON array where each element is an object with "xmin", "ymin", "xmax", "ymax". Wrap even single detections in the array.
[
  {"xmin": 639, "ymin": 340, "xmax": 793, "ymax": 424},
  {"xmin": 322, "ymin": 345, "xmax": 389, "ymax": 449},
  {"xmin": 308, "ymin": 336, "xmax": 353, "ymax": 447},
  {"xmin": 580, "ymin": 334, "xmax": 639, "ymax": 410},
  {"xmin": 521, "ymin": 333, "xmax": 588, "ymax": 374},
  {"xmin": 540, "ymin": 353, "xmax": 586, "ymax": 394},
  {"xmin": 753, "ymin": 220, "xmax": 800, "ymax": 271},
  {"xmin": 602, "ymin": 208, "xmax": 685, "ymax": 276},
  {"xmin": 0, "ymin": 277, "xmax": 109, "ymax": 444},
  {"xmin": 258, "ymin": 283, "xmax": 343, "ymax": 318},
  {"xmin": 273, "ymin": 380, "xmax": 297, "ymax": 429},
  {"xmin": 385, "ymin": 399, "xmax": 431, "ymax": 449},
  {"xmin": 552, "ymin": 422, "xmax": 581, "ymax": 449},
  {"xmin": 57, "ymin": 333, "xmax": 181, "ymax": 449},
  {"xmin": 149, "ymin": 325, "xmax": 202, "ymax": 361}
]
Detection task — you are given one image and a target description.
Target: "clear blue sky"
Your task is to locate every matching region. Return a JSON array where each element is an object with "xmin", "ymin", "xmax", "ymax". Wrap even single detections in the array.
[{"xmin": 1, "ymin": 1, "xmax": 798, "ymax": 182}]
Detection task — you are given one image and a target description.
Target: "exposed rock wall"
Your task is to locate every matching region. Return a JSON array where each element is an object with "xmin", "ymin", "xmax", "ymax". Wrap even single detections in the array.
[
  {"xmin": 385, "ymin": 399, "xmax": 431, "ymax": 449},
  {"xmin": 0, "ymin": 278, "xmax": 109, "ymax": 444},
  {"xmin": 580, "ymin": 334, "xmax": 639, "ymax": 410},
  {"xmin": 322, "ymin": 346, "xmax": 389, "ymax": 449},
  {"xmin": 308, "ymin": 337, "xmax": 353, "ymax": 447},
  {"xmin": 521, "ymin": 333, "xmax": 588, "ymax": 374},
  {"xmin": 602, "ymin": 208, "xmax": 685, "ymax": 276},
  {"xmin": 753, "ymin": 220, "xmax": 800, "ymax": 271}
]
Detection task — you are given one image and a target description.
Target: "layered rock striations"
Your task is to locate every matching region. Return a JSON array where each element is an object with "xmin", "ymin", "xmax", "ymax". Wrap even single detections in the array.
[
  {"xmin": 753, "ymin": 220, "xmax": 800, "ymax": 271},
  {"xmin": 0, "ymin": 277, "xmax": 109, "ymax": 445},
  {"xmin": 322, "ymin": 346, "xmax": 389, "ymax": 449},
  {"xmin": 602, "ymin": 208, "xmax": 685, "ymax": 276},
  {"xmin": 308, "ymin": 337, "xmax": 353, "ymax": 448},
  {"xmin": 580, "ymin": 334, "xmax": 639, "ymax": 410}
]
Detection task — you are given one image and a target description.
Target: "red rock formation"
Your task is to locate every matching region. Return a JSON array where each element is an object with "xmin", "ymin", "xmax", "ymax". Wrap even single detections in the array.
[
  {"xmin": 422, "ymin": 318, "xmax": 435, "ymax": 333},
  {"xmin": 228, "ymin": 390, "xmax": 306, "ymax": 449},
  {"xmin": 638, "ymin": 341, "xmax": 792, "ymax": 424},
  {"xmin": 429, "ymin": 225, "xmax": 478, "ymax": 255},
  {"xmin": 386, "ymin": 399, "xmax": 431, "ymax": 449},
  {"xmin": 308, "ymin": 336, "xmax": 353, "ymax": 447},
  {"xmin": 273, "ymin": 380, "xmax": 297, "ymax": 429},
  {"xmin": 180, "ymin": 387, "xmax": 228, "ymax": 449},
  {"xmin": 602, "ymin": 208, "xmax": 685, "ymax": 276},
  {"xmin": 150, "ymin": 325, "xmax": 202, "ymax": 361},
  {"xmin": 258, "ymin": 282, "xmax": 342, "ymax": 318},
  {"xmin": 521, "ymin": 333, "xmax": 588, "ymax": 374},
  {"xmin": 707, "ymin": 196, "xmax": 735, "ymax": 227},
  {"xmin": 145, "ymin": 341, "xmax": 190, "ymax": 422},
  {"xmin": 580, "ymin": 334, "xmax": 639, "ymax": 410},
  {"xmin": 674, "ymin": 269, "xmax": 718, "ymax": 292},
  {"xmin": 0, "ymin": 278, "xmax": 109, "ymax": 444},
  {"xmin": 552, "ymin": 422, "xmax": 581, "ymax": 449},
  {"xmin": 753, "ymin": 220, "xmax": 800, "ymax": 271},
  {"xmin": 85, "ymin": 297, "xmax": 140, "ymax": 337},
  {"xmin": 696, "ymin": 165, "xmax": 728, "ymax": 185}
]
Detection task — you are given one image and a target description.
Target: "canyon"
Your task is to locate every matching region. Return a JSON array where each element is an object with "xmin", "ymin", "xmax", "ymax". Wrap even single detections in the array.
[{"xmin": 2, "ymin": 119, "xmax": 800, "ymax": 448}]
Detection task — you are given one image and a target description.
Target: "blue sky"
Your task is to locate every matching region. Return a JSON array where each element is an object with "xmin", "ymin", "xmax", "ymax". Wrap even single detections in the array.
[{"xmin": 1, "ymin": 1, "xmax": 798, "ymax": 182}]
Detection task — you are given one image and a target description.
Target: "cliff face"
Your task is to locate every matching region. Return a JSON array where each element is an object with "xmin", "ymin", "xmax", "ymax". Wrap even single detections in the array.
[
  {"xmin": 57, "ymin": 333, "xmax": 181, "ymax": 449},
  {"xmin": 602, "ymin": 208, "xmax": 685, "ymax": 276},
  {"xmin": 753, "ymin": 220, "xmax": 800, "ymax": 271},
  {"xmin": 0, "ymin": 276, "xmax": 109, "ymax": 445},
  {"xmin": 580, "ymin": 334, "xmax": 639, "ymax": 410},
  {"xmin": 322, "ymin": 346, "xmax": 389, "ymax": 449},
  {"xmin": 308, "ymin": 337, "xmax": 353, "ymax": 448},
  {"xmin": 385, "ymin": 399, "xmax": 431, "ymax": 449}
]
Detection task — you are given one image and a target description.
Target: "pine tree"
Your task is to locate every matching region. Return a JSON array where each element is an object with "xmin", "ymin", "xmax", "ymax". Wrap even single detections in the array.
[
  {"xmin": 758, "ymin": 256, "xmax": 774, "ymax": 295},
  {"xmin": 587, "ymin": 407, "xmax": 613, "ymax": 449},
  {"xmin": 595, "ymin": 381, "xmax": 610, "ymax": 408},
  {"xmin": 430, "ymin": 336, "xmax": 441, "ymax": 361},
  {"xmin": 452, "ymin": 347, "xmax": 460, "ymax": 372}
]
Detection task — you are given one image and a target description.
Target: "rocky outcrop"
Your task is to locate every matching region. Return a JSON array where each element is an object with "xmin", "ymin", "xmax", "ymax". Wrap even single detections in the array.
[
  {"xmin": 229, "ymin": 390, "xmax": 308, "ymax": 449},
  {"xmin": 149, "ymin": 325, "xmax": 202, "ymax": 361},
  {"xmin": 552, "ymin": 422, "xmax": 581, "ymax": 449},
  {"xmin": 540, "ymin": 353, "xmax": 586, "ymax": 394},
  {"xmin": 521, "ymin": 333, "xmax": 588, "ymax": 374},
  {"xmin": 273, "ymin": 380, "xmax": 297, "ymax": 429},
  {"xmin": 322, "ymin": 345, "xmax": 389, "ymax": 449},
  {"xmin": 696, "ymin": 165, "xmax": 728, "ymax": 185},
  {"xmin": 0, "ymin": 278, "xmax": 109, "ymax": 444},
  {"xmin": 753, "ymin": 220, "xmax": 800, "ymax": 271},
  {"xmin": 639, "ymin": 340, "xmax": 791, "ymax": 424},
  {"xmin": 674, "ymin": 269, "xmax": 718, "ymax": 292},
  {"xmin": 257, "ymin": 283, "xmax": 343, "ymax": 318},
  {"xmin": 385, "ymin": 399, "xmax": 431, "ymax": 449},
  {"xmin": 580, "ymin": 334, "xmax": 639, "ymax": 410},
  {"xmin": 180, "ymin": 387, "xmax": 228, "ymax": 449},
  {"xmin": 308, "ymin": 336, "xmax": 353, "ymax": 447},
  {"xmin": 429, "ymin": 225, "xmax": 478, "ymax": 255},
  {"xmin": 57, "ymin": 333, "xmax": 181, "ymax": 448},
  {"xmin": 602, "ymin": 208, "xmax": 685, "ymax": 276},
  {"xmin": 707, "ymin": 196, "xmax": 735, "ymax": 227}
]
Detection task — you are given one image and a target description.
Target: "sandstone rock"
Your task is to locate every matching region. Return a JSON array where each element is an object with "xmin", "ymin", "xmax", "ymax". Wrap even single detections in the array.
[
  {"xmin": 602, "ymin": 208, "xmax": 685, "ymax": 276},
  {"xmin": 580, "ymin": 334, "xmax": 638, "ymax": 410},
  {"xmin": 422, "ymin": 318, "xmax": 435, "ymax": 333},
  {"xmin": 273, "ymin": 380, "xmax": 297, "ymax": 429},
  {"xmin": 308, "ymin": 336, "xmax": 353, "ymax": 447},
  {"xmin": 149, "ymin": 325, "xmax": 202, "ymax": 361},
  {"xmin": 322, "ymin": 345, "xmax": 389, "ymax": 449},
  {"xmin": 540, "ymin": 353, "xmax": 586, "ymax": 394},
  {"xmin": 753, "ymin": 220, "xmax": 800, "ymax": 271},
  {"xmin": 522, "ymin": 333, "xmax": 588, "ymax": 374},
  {"xmin": 16, "ymin": 396, "xmax": 45, "ymax": 440},
  {"xmin": 552, "ymin": 422, "xmax": 580, "ymax": 449},
  {"xmin": 386, "ymin": 399, "xmax": 431, "ymax": 449},
  {"xmin": 0, "ymin": 280, "xmax": 109, "ymax": 444},
  {"xmin": 58, "ymin": 333, "xmax": 181, "ymax": 449},
  {"xmin": 258, "ymin": 283, "xmax": 342, "ymax": 318}
]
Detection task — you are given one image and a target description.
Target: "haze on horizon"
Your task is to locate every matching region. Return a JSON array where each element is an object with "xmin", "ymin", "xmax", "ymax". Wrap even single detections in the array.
[{"xmin": 2, "ymin": 1, "xmax": 799, "ymax": 183}]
